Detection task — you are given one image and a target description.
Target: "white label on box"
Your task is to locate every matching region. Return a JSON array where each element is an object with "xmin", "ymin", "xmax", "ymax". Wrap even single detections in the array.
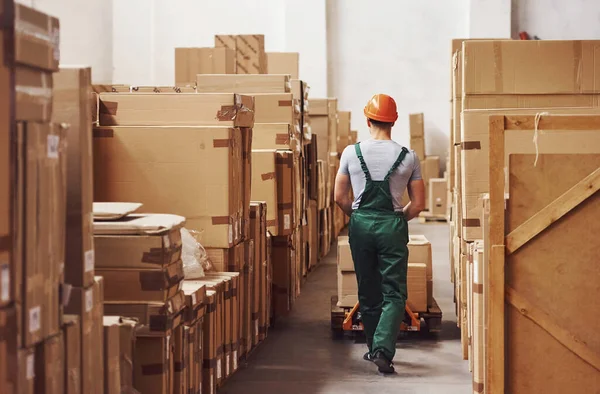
[
  {"xmin": 47, "ymin": 135, "xmax": 60, "ymax": 158},
  {"xmin": 192, "ymin": 292, "xmax": 197, "ymax": 305},
  {"xmin": 166, "ymin": 335, "xmax": 171, "ymax": 360},
  {"xmin": 1, "ymin": 265, "xmax": 9, "ymax": 302},
  {"xmin": 84, "ymin": 249, "xmax": 95, "ymax": 273},
  {"xmin": 29, "ymin": 306, "xmax": 41, "ymax": 333},
  {"xmin": 473, "ymin": 260, "xmax": 479, "ymax": 284},
  {"xmin": 85, "ymin": 288, "xmax": 93, "ymax": 312},
  {"xmin": 229, "ymin": 225, "xmax": 233, "ymax": 244},
  {"xmin": 26, "ymin": 354, "xmax": 35, "ymax": 380},
  {"xmin": 226, "ymin": 355, "xmax": 230, "ymax": 376},
  {"xmin": 284, "ymin": 214, "xmax": 291, "ymax": 230},
  {"xmin": 163, "ymin": 235, "xmax": 170, "ymax": 249},
  {"xmin": 217, "ymin": 359, "xmax": 222, "ymax": 380},
  {"xmin": 233, "ymin": 350, "xmax": 238, "ymax": 370},
  {"xmin": 234, "ymin": 222, "xmax": 238, "ymax": 241},
  {"xmin": 210, "ymin": 376, "xmax": 214, "ymax": 394},
  {"xmin": 255, "ymin": 320, "xmax": 259, "ymax": 338}
]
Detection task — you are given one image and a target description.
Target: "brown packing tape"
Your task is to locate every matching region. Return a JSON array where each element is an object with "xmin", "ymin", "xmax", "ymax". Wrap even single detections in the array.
[
  {"xmin": 213, "ymin": 139, "xmax": 232, "ymax": 148},
  {"xmin": 0, "ymin": 235, "xmax": 10, "ymax": 251},
  {"xmin": 142, "ymin": 245, "xmax": 182, "ymax": 265},
  {"xmin": 174, "ymin": 362, "xmax": 185, "ymax": 372},
  {"xmin": 215, "ymin": 35, "xmax": 235, "ymax": 50},
  {"xmin": 216, "ymin": 105, "xmax": 237, "ymax": 121},
  {"xmin": 266, "ymin": 219, "xmax": 277, "ymax": 227},
  {"xmin": 100, "ymin": 100, "xmax": 118, "ymax": 115},
  {"xmin": 462, "ymin": 218, "xmax": 480, "ymax": 227},
  {"xmin": 461, "ymin": 141, "xmax": 481, "ymax": 150},
  {"xmin": 473, "ymin": 283, "xmax": 483, "ymax": 294},
  {"xmin": 473, "ymin": 381, "xmax": 484, "ymax": 393},
  {"xmin": 139, "ymin": 268, "xmax": 184, "ymax": 291},
  {"xmin": 278, "ymin": 100, "xmax": 292, "ymax": 107},
  {"xmin": 236, "ymin": 62, "xmax": 249, "ymax": 74},
  {"xmin": 216, "ymin": 345, "xmax": 223, "ymax": 357},
  {"xmin": 276, "ymin": 155, "xmax": 293, "ymax": 168},
  {"xmin": 277, "ymin": 202, "xmax": 293, "ymax": 210},
  {"xmin": 93, "ymin": 128, "xmax": 114, "ymax": 138},
  {"xmin": 141, "ymin": 363, "xmax": 166, "ymax": 375},
  {"xmin": 202, "ymin": 358, "xmax": 217, "ymax": 369},
  {"xmin": 261, "ymin": 172, "xmax": 275, "ymax": 181},
  {"xmin": 205, "ymin": 302, "xmax": 216, "ymax": 314},
  {"xmin": 275, "ymin": 133, "xmax": 290, "ymax": 145},
  {"xmin": 211, "ymin": 216, "xmax": 232, "ymax": 225}
]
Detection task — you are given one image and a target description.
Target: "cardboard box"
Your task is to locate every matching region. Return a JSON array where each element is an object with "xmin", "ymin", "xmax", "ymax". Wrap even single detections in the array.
[
  {"xmin": 336, "ymin": 268, "xmax": 358, "ymax": 307},
  {"xmin": 64, "ymin": 277, "xmax": 104, "ymax": 394},
  {"xmin": 328, "ymin": 99, "xmax": 338, "ymax": 152},
  {"xmin": 429, "ymin": 178, "xmax": 447, "ymax": 215},
  {"xmin": 271, "ymin": 235, "xmax": 293, "ymax": 317},
  {"xmin": 205, "ymin": 243, "xmax": 244, "ymax": 273},
  {"xmin": 35, "ymin": 332, "xmax": 64, "ymax": 394},
  {"xmin": 252, "ymin": 123, "xmax": 299, "ymax": 152},
  {"xmin": 93, "ymin": 126, "xmax": 243, "ymax": 248},
  {"xmin": 173, "ymin": 325, "xmax": 188, "ymax": 394},
  {"xmin": 185, "ymin": 321, "xmax": 201, "ymax": 394},
  {"xmin": 337, "ymin": 236, "xmax": 354, "ymax": 272},
  {"xmin": 130, "ymin": 86, "xmax": 196, "ymax": 93},
  {"xmin": 16, "ymin": 66, "xmax": 53, "ymax": 121},
  {"xmin": 134, "ymin": 331, "xmax": 173, "ymax": 394},
  {"xmin": 103, "ymin": 318, "xmax": 121, "ymax": 394},
  {"xmin": 308, "ymin": 99, "xmax": 328, "ymax": 116},
  {"xmin": 53, "ymin": 67, "xmax": 95, "ymax": 288},
  {"xmin": 196, "ymin": 74, "xmax": 291, "ymax": 93},
  {"xmin": 408, "ymin": 235, "xmax": 433, "ymax": 281},
  {"xmin": 316, "ymin": 160, "xmax": 326, "ymax": 210},
  {"xmin": 215, "ymin": 34, "xmax": 267, "ymax": 74},
  {"xmin": 463, "ymin": 40, "xmax": 600, "ymax": 96},
  {"xmin": 0, "ymin": 307, "xmax": 17, "ymax": 394},
  {"xmin": 97, "ymin": 93, "xmax": 254, "ymax": 128},
  {"xmin": 18, "ymin": 348, "xmax": 35, "ymax": 394},
  {"xmin": 98, "ymin": 259, "xmax": 184, "ymax": 303},
  {"xmin": 104, "ymin": 291, "xmax": 186, "ymax": 334},
  {"xmin": 421, "ymin": 156, "xmax": 440, "ymax": 211},
  {"xmin": 409, "ymin": 113, "xmax": 425, "ymax": 160},
  {"xmin": 16, "ymin": 122, "xmax": 67, "ymax": 347},
  {"xmin": 308, "ymin": 200, "xmax": 318, "ymax": 269},
  {"xmin": 276, "ymin": 151, "xmax": 295, "ymax": 234},
  {"xmin": 407, "ymin": 263, "xmax": 427, "ymax": 312},
  {"xmin": 249, "ymin": 203, "xmax": 266, "ymax": 344},
  {"xmin": 201, "ymin": 290, "xmax": 217, "ymax": 394},
  {"xmin": 266, "ymin": 52, "xmax": 299, "ymax": 78},
  {"xmin": 311, "ymin": 115, "xmax": 330, "ymax": 164},
  {"xmin": 253, "ymin": 93, "xmax": 298, "ymax": 124},
  {"xmin": 181, "ymin": 282, "xmax": 207, "ymax": 326},
  {"xmin": 63, "ymin": 315, "xmax": 81, "ymax": 394},
  {"xmin": 14, "ymin": 4, "xmax": 60, "ymax": 71},
  {"xmin": 175, "ymin": 47, "xmax": 235, "ymax": 84},
  {"xmin": 241, "ymin": 127, "xmax": 253, "ymax": 240},
  {"xmin": 337, "ymin": 111, "xmax": 351, "ymax": 153}
]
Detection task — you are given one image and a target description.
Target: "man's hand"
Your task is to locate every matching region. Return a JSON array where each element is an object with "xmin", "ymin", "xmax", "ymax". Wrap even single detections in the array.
[
  {"xmin": 334, "ymin": 173, "xmax": 354, "ymax": 216},
  {"xmin": 403, "ymin": 179, "xmax": 425, "ymax": 220}
]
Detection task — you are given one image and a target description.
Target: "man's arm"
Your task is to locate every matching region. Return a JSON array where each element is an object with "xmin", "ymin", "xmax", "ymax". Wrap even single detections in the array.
[
  {"xmin": 403, "ymin": 179, "xmax": 425, "ymax": 220},
  {"xmin": 334, "ymin": 173, "xmax": 354, "ymax": 217}
]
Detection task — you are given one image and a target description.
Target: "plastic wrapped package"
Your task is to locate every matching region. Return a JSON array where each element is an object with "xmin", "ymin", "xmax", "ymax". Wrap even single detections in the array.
[{"xmin": 181, "ymin": 228, "xmax": 212, "ymax": 278}]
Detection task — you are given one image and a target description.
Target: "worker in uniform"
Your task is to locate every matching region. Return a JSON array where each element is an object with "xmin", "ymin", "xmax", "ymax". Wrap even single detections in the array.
[{"xmin": 334, "ymin": 94, "xmax": 425, "ymax": 374}]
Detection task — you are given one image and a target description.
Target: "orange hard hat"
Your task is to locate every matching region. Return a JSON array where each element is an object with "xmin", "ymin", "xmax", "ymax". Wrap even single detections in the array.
[{"xmin": 364, "ymin": 94, "xmax": 398, "ymax": 123}]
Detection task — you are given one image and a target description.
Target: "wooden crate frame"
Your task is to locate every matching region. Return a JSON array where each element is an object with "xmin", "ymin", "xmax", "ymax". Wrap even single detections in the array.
[{"xmin": 487, "ymin": 114, "xmax": 600, "ymax": 393}]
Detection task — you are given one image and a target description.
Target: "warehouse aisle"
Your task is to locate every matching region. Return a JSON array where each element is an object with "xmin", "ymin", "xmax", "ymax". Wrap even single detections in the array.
[{"xmin": 221, "ymin": 222, "xmax": 471, "ymax": 394}]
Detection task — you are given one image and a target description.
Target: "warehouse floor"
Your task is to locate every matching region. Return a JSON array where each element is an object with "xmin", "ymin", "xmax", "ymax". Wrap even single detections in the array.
[{"xmin": 221, "ymin": 222, "xmax": 471, "ymax": 394}]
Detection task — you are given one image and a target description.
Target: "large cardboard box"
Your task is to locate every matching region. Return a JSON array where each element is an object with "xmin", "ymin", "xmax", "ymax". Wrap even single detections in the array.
[
  {"xmin": 173, "ymin": 325, "xmax": 188, "ymax": 394},
  {"xmin": 53, "ymin": 67, "xmax": 95, "ymax": 288},
  {"xmin": 316, "ymin": 160, "xmax": 326, "ymax": 210},
  {"xmin": 252, "ymin": 123, "xmax": 299, "ymax": 152},
  {"xmin": 409, "ymin": 113, "xmax": 426, "ymax": 160},
  {"xmin": 328, "ymin": 99, "xmax": 338, "ymax": 153},
  {"xmin": 174, "ymin": 47, "xmax": 235, "ymax": 84},
  {"xmin": 16, "ymin": 66, "xmax": 53, "ymax": 122},
  {"xmin": 62, "ymin": 315, "xmax": 81, "ymax": 394},
  {"xmin": 94, "ymin": 127, "xmax": 243, "ymax": 248},
  {"xmin": 64, "ymin": 277, "xmax": 104, "ymax": 394},
  {"xmin": 407, "ymin": 263, "xmax": 427, "ymax": 312},
  {"xmin": 103, "ymin": 318, "xmax": 121, "ymax": 394},
  {"xmin": 134, "ymin": 331, "xmax": 173, "ymax": 394},
  {"xmin": 201, "ymin": 290, "xmax": 217, "ymax": 394},
  {"xmin": 97, "ymin": 93, "xmax": 254, "ymax": 128},
  {"xmin": 13, "ymin": 4, "xmax": 60, "ymax": 72},
  {"xmin": 271, "ymin": 235, "xmax": 294, "ymax": 318},
  {"xmin": 337, "ymin": 236, "xmax": 354, "ymax": 272},
  {"xmin": 241, "ymin": 127, "xmax": 253, "ymax": 240},
  {"xmin": 429, "ymin": 178, "xmax": 447, "ymax": 215},
  {"xmin": 0, "ymin": 307, "xmax": 17, "ymax": 394},
  {"xmin": 249, "ymin": 202, "xmax": 267, "ymax": 343},
  {"xmin": 35, "ymin": 332, "xmax": 64, "ymax": 394},
  {"xmin": 266, "ymin": 52, "xmax": 299, "ymax": 78},
  {"xmin": 18, "ymin": 348, "xmax": 35, "ymax": 394},
  {"xmin": 215, "ymin": 34, "xmax": 267, "ymax": 74},
  {"xmin": 253, "ymin": 93, "xmax": 298, "ymax": 124},
  {"xmin": 311, "ymin": 115, "xmax": 330, "ymax": 163},
  {"xmin": 276, "ymin": 151, "xmax": 296, "ymax": 233},
  {"xmin": 336, "ymin": 268, "xmax": 358, "ymax": 307},
  {"xmin": 408, "ymin": 235, "xmax": 433, "ymax": 307},
  {"xmin": 16, "ymin": 122, "xmax": 67, "ymax": 347},
  {"xmin": 196, "ymin": 74, "xmax": 291, "ymax": 93},
  {"xmin": 421, "ymin": 156, "xmax": 440, "ymax": 211},
  {"xmin": 337, "ymin": 111, "xmax": 351, "ymax": 153}
]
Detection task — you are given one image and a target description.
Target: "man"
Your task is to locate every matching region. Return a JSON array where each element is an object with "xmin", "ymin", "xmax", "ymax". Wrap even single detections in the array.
[{"xmin": 334, "ymin": 94, "xmax": 425, "ymax": 374}]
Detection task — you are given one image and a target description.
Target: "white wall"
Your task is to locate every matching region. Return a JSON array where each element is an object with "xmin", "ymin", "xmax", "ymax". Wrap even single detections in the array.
[
  {"xmin": 469, "ymin": 0, "xmax": 512, "ymax": 38},
  {"xmin": 24, "ymin": 0, "xmax": 113, "ymax": 83},
  {"xmin": 327, "ymin": 0, "xmax": 470, "ymax": 161},
  {"xmin": 112, "ymin": 0, "xmax": 328, "ymax": 96}
]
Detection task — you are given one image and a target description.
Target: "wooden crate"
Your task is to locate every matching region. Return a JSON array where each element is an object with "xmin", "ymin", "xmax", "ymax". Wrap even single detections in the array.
[{"xmin": 486, "ymin": 114, "xmax": 600, "ymax": 393}]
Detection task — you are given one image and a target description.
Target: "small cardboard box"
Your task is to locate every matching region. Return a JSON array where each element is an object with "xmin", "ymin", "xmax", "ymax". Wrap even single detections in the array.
[
  {"xmin": 35, "ymin": 332, "xmax": 64, "ymax": 394},
  {"xmin": 104, "ymin": 316, "xmax": 138, "ymax": 394},
  {"xmin": 429, "ymin": 178, "xmax": 447, "ymax": 216},
  {"xmin": 337, "ymin": 236, "xmax": 354, "ymax": 272},
  {"xmin": 134, "ymin": 331, "xmax": 173, "ymax": 394},
  {"xmin": 407, "ymin": 263, "xmax": 427, "ymax": 312},
  {"xmin": 97, "ymin": 93, "xmax": 254, "ymax": 128},
  {"xmin": 408, "ymin": 235, "xmax": 433, "ymax": 281},
  {"xmin": 196, "ymin": 74, "xmax": 291, "ymax": 93},
  {"xmin": 267, "ymin": 52, "xmax": 299, "ymax": 79},
  {"xmin": 336, "ymin": 268, "xmax": 358, "ymax": 307},
  {"xmin": 53, "ymin": 67, "xmax": 95, "ymax": 288},
  {"xmin": 62, "ymin": 315, "xmax": 81, "ymax": 394},
  {"xmin": 103, "ymin": 318, "xmax": 121, "ymax": 394},
  {"xmin": 175, "ymin": 47, "xmax": 235, "ymax": 84}
]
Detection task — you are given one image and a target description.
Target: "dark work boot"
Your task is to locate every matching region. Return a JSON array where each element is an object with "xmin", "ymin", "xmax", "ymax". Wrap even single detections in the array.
[
  {"xmin": 363, "ymin": 352, "xmax": 373, "ymax": 362},
  {"xmin": 373, "ymin": 351, "xmax": 395, "ymax": 374}
]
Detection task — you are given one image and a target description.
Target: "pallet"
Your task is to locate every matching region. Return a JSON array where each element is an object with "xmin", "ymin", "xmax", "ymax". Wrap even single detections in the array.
[{"xmin": 417, "ymin": 211, "xmax": 448, "ymax": 223}]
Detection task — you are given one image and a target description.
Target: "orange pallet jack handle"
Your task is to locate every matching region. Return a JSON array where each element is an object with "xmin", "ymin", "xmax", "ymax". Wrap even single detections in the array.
[{"xmin": 342, "ymin": 302, "xmax": 421, "ymax": 331}]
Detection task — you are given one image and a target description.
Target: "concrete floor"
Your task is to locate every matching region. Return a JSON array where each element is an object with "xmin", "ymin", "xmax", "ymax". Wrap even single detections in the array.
[{"xmin": 221, "ymin": 221, "xmax": 471, "ymax": 394}]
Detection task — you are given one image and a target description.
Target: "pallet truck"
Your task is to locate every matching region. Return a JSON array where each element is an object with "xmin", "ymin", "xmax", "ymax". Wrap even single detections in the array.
[{"xmin": 330, "ymin": 296, "xmax": 442, "ymax": 338}]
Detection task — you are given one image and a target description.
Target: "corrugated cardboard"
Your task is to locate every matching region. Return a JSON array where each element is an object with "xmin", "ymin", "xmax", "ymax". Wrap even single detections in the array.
[
  {"xmin": 104, "ymin": 291, "xmax": 186, "ymax": 333},
  {"xmin": 336, "ymin": 268, "xmax": 358, "ymax": 307},
  {"xmin": 186, "ymin": 321, "xmax": 201, "ymax": 394},
  {"xmin": 93, "ymin": 126, "xmax": 243, "ymax": 248},
  {"xmin": 308, "ymin": 99, "xmax": 328, "ymax": 116},
  {"xmin": 276, "ymin": 151, "xmax": 295, "ymax": 235},
  {"xmin": 429, "ymin": 178, "xmax": 447, "ymax": 215},
  {"xmin": 35, "ymin": 332, "xmax": 64, "ymax": 394},
  {"xmin": 252, "ymin": 123, "xmax": 299, "ymax": 152},
  {"xmin": 181, "ymin": 281, "xmax": 207, "ymax": 326},
  {"xmin": 251, "ymin": 150, "xmax": 279, "ymax": 235},
  {"xmin": 16, "ymin": 66, "xmax": 53, "ymax": 121},
  {"xmin": 337, "ymin": 236, "xmax": 354, "ymax": 272},
  {"xmin": 18, "ymin": 348, "xmax": 35, "ymax": 394},
  {"xmin": 407, "ymin": 263, "xmax": 427, "ymax": 312},
  {"xmin": 134, "ymin": 331, "xmax": 173, "ymax": 394},
  {"xmin": 266, "ymin": 52, "xmax": 299, "ymax": 79},
  {"xmin": 241, "ymin": 128, "xmax": 253, "ymax": 240},
  {"xmin": 14, "ymin": 4, "xmax": 60, "ymax": 71},
  {"xmin": 62, "ymin": 315, "xmax": 81, "ymax": 394},
  {"xmin": 113, "ymin": 317, "xmax": 137, "ymax": 394},
  {"xmin": 97, "ymin": 260, "xmax": 185, "ymax": 302},
  {"xmin": 271, "ymin": 235, "xmax": 293, "ymax": 317},
  {"xmin": 461, "ymin": 107, "xmax": 600, "ymax": 240},
  {"xmin": 463, "ymin": 40, "xmax": 600, "ymax": 95},
  {"xmin": 408, "ymin": 235, "xmax": 433, "ymax": 281},
  {"xmin": 16, "ymin": 122, "xmax": 67, "ymax": 347},
  {"xmin": 196, "ymin": 74, "xmax": 291, "ymax": 93},
  {"xmin": 201, "ymin": 290, "xmax": 216, "ymax": 394},
  {"xmin": 0, "ymin": 307, "xmax": 17, "ymax": 394},
  {"xmin": 328, "ymin": 99, "xmax": 338, "ymax": 153},
  {"xmin": 409, "ymin": 113, "xmax": 425, "ymax": 160},
  {"xmin": 64, "ymin": 277, "xmax": 104, "ymax": 394},
  {"xmin": 175, "ymin": 47, "xmax": 235, "ymax": 84},
  {"xmin": 215, "ymin": 34, "xmax": 267, "ymax": 74},
  {"xmin": 421, "ymin": 156, "xmax": 440, "ymax": 211},
  {"xmin": 311, "ymin": 115, "xmax": 330, "ymax": 164},
  {"xmin": 337, "ymin": 111, "xmax": 351, "ymax": 153},
  {"xmin": 97, "ymin": 93, "xmax": 254, "ymax": 128},
  {"xmin": 249, "ymin": 203, "xmax": 265, "ymax": 344},
  {"xmin": 53, "ymin": 67, "xmax": 95, "ymax": 287},
  {"xmin": 308, "ymin": 200, "xmax": 318, "ymax": 269},
  {"xmin": 103, "ymin": 318, "xmax": 121, "ymax": 394},
  {"xmin": 253, "ymin": 93, "xmax": 298, "ymax": 124},
  {"xmin": 173, "ymin": 325, "xmax": 188, "ymax": 394}
]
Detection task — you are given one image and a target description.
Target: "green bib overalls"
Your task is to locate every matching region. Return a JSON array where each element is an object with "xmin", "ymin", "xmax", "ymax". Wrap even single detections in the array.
[{"xmin": 348, "ymin": 143, "xmax": 409, "ymax": 361}]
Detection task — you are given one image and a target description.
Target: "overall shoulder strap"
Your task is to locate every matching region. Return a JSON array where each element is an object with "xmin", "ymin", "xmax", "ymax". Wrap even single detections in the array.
[
  {"xmin": 354, "ymin": 143, "xmax": 372, "ymax": 182},
  {"xmin": 384, "ymin": 147, "xmax": 409, "ymax": 181}
]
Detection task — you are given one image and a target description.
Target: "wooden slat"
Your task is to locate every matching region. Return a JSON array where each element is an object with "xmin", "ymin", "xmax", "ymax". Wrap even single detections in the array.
[
  {"xmin": 488, "ymin": 116, "xmax": 505, "ymax": 246},
  {"xmin": 487, "ymin": 245, "xmax": 505, "ymax": 394},
  {"xmin": 506, "ymin": 167, "xmax": 600, "ymax": 254},
  {"xmin": 504, "ymin": 114, "xmax": 600, "ymax": 131},
  {"xmin": 506, "ymin": 287, "xmax": 600, "ymax": 372}
]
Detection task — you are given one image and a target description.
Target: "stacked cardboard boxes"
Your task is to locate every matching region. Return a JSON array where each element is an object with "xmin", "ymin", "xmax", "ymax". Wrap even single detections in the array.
[
  {"xmin": 266, "ymin": 52, "xmax": 299, "ymax": 79},
  {"xmin": 215, "ymin": 35, "xmax": 267, "ymax": 74}
]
